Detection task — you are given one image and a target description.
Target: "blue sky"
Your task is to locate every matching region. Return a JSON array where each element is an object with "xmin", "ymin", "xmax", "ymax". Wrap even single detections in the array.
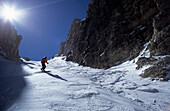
[{"xmin": 2, "ymin": 0, "xmax": 91, "ymax": 60}]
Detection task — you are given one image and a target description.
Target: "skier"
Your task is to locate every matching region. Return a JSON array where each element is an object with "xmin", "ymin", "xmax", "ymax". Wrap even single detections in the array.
[{"xmin": 41, "ymin": 56, "xmax": 49, "ymax": 71}]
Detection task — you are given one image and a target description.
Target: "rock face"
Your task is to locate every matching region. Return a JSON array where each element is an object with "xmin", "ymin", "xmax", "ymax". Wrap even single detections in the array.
[
  {"xmin": 137, "ymin": 0, "xmax": 170, "ymax": 79},
  {"xmin": 58, "ymin": 0, "xmax": 170, "ymax": 78},
  {"xmin": 0, "ymin": 19, "xmax": 22, "ymax": 61},
  {"xmin": 148, "ymin": 0, "xmax": 170, "ymax": 56}
]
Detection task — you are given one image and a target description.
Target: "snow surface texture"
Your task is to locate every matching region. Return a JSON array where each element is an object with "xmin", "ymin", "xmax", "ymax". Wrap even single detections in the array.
[
  {"xmin": 0, "ymin": 57, "xmax": 26, "ymax": 111},
  {"xmin": 3, "ymin": 56, "xmax": 169, "ymax": 111}
]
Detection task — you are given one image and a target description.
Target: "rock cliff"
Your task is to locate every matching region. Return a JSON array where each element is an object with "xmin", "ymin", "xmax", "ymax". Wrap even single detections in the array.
[
  {"xmin": 0, "ymin": 19, "xmax": 22, "ymax": 61},
  {"xmin": 58, "ymin": 0, "xmax": 170, "ymax": 79}
]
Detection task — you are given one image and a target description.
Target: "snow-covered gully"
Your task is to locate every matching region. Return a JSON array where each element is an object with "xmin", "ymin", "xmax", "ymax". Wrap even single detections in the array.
[{"xmin": 8, "ymin": 57, "xmax": 170, "ymax": 111}]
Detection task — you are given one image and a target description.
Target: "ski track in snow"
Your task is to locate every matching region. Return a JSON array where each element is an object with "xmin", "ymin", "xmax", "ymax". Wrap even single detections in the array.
[{"xmin": 7, "ymin": 57, "xmax": 170, "ymax": 111}]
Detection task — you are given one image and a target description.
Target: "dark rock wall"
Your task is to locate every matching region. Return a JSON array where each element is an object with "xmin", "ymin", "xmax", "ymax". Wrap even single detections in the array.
[
  {"xmin": 148, "ymin": 0, "xmax": 170, "ymax": 56},
  {"xmin": 0, "ymin": 19, "xmax": 22, "ymax": 61},
  {"xmin": 138, "ymin": 0, "xmax": 170, "ymax": 79},
  {"xmin": 59, "ymin": 0, "xmax": 169, "ymax": 75}
]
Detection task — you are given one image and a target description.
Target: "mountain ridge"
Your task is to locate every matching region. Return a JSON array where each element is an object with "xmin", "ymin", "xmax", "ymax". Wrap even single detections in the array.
[
  {"xmin": 0, "ymin": 19, "xmax": 22, "ymax": 61},
  {"xmin": 58, "ymin": 0, "xmax": 170, "ymax": 79}
]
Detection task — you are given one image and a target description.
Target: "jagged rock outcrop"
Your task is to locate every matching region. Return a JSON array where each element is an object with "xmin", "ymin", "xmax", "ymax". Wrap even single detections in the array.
[
  {"xmin": 58, "ymin": 0, "xmax": 170, "ymax": 79},
  {"xmin": 22, "ymin": 57, "xmax": 31, "ymax": 61},
  {"xmin": 148, "ymin": 0, "xmax": 170, "ymax": 56},
  {"xmin": 137, "ymin": 0, "xmax": 170, "ymax": 79},
  {"xmin": 0, "ymin": 19, "xmax": 22, "ymax": 61}
]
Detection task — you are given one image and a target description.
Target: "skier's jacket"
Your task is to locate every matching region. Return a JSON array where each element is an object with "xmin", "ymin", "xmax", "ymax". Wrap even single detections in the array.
[{"xmin": 41, "ymin": 58, "xmax": 48, "ymax": 64}]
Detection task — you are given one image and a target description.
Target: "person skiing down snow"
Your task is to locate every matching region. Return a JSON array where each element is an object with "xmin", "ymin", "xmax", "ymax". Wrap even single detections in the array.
[{"xmin": 41, "ymin": 56, "xmax": 49, "ymax": 71}]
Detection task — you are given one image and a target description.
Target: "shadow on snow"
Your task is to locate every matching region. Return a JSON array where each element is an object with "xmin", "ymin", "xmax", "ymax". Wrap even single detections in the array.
[
  {"xmin": 44, "ymin": 71, "xmax": 68, "ymax": 81},
  {"xmin": 0, "ymin": 59, "xmax": 27, "ymax": 111}
]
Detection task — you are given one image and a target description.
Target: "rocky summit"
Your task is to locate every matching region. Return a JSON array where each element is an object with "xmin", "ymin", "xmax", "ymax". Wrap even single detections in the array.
[
  {"xmin": 0, "ymin": 19, "xmax": 22, "ymax": 61},
  {"xmin": 58, "ymin": 0, "xmax": 170, "ymax": 79}
]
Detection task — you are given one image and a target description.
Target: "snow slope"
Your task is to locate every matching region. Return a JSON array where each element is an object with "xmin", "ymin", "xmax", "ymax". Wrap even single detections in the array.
[
  {"xmin": 5, "ymin": 56, "xmax": 170, "ymax": 111},
  {"xmin": 0, "ymin": 57, "xmax": 26, "ymax": 111}
]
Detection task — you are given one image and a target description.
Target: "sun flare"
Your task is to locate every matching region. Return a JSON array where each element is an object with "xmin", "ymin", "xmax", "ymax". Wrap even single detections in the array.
[{"xmin": 1, "ymin": 5, "xmax": 21, "ymax": 21}]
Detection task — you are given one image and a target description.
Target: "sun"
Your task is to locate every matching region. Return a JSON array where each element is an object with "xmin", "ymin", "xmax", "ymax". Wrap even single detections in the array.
[{"xmin": 0, "ymin": 5, "xmax": 21, "ymax": 21}]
